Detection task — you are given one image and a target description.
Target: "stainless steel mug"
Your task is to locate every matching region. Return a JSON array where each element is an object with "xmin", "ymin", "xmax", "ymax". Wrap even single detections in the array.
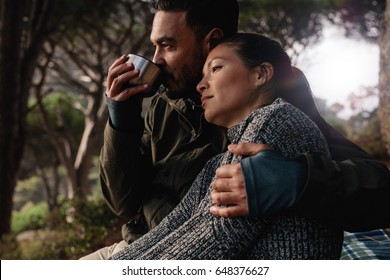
[{"xmin": 123, "ymin": 54, "xmax": 162, "ymax": 97}]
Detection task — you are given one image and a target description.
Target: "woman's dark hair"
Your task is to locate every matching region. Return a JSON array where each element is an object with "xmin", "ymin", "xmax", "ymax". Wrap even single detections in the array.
[
  {"xmin": 216, "ymin": 33, "xmax": 293, "ymax": 84},
  {"xmin": 155, "ymin": 0, "xmax": 239, "ymax": 40}
]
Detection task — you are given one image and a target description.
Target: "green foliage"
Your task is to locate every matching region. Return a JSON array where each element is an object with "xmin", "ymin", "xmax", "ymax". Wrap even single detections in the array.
[
  {"xmin": 37, "ymin": 199, "xmax": 121, "ymax": 259},
  {"xmin": 28, "ymin": 92, "xmax": 85, "ymax": 140},
  {"xmin": 239, "ymin": 0, "xmax": 333, "ymax": 57},
  {"xmin": 0, "ymin": 234, "xmax": 22, "ymax": 260},
  {"xmin": 21, "ymin": 92, "xmax": 85, "ymax": 179},
  {"xmin": 1, "ymin": 198, "xmax": 122, "ymax": 259},
  {"xmin": 11, "ymin": 202, "xmax": 49, "ymax": 234},
  {"xmin": 13, "ymin": 176, "xmax": 43, "ymax": 210}
]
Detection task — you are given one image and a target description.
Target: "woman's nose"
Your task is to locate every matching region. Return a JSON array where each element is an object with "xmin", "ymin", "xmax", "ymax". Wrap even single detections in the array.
[{"xmin": 196, "ymin": 78, "xmax": 207, "ymax": 94}]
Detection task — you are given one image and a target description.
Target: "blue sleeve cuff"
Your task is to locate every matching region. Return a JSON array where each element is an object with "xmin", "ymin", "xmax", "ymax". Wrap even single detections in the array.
[
  {"xmin": 241, "ymin": 150, "xmax": 307, "ymax": 217},
  {"xmin": 106, "ymin": 96, "xmax": 143, "ymax": 132}
]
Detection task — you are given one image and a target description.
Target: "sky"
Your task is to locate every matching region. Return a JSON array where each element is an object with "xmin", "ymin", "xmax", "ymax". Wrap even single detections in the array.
[{"xmin": 295, "ymin": 24, "xmax": 380, "ymax": 118}]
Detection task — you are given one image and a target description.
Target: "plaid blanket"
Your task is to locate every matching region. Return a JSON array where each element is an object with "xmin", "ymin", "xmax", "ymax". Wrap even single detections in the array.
[{"xmin": 341, "ymin": 229, "xmax": 390, "ymax": 260}]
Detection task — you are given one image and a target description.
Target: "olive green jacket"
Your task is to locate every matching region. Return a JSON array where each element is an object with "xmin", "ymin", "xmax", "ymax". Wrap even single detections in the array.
[{"xmin": 100, "ymin": 92, "xmax": 228, "ymax": 242}]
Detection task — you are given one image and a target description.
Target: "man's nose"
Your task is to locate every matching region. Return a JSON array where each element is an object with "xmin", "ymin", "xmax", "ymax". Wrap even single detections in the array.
[{"xmin": 152, "ymin": 49, "xmax": 165, "ymax": 67}]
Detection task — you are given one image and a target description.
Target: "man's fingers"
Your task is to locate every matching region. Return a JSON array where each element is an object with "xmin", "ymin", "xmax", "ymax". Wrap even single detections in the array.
[
  {"xmin": 209, "ymin": 205, "xmax": 248, "ymax": 218},
  {"xmin": 215, "ymin": 163, "xmax": 242, "ymax": 178},
  {"xmin": 108, "ymin": 55, "xmax": 127, "ymax": 72},
  {"xmin": 109, "ymin": 67, "xmax": 138, "ymax": 92},
  {"xmin": 107, "ymin": 55, "xmax": 137, "ymax": 92},
  {"xmin": 210, "ymin": 161, "xmax": 249, "ymax": 218},
  {"xmin": 107, "ymin": 56, "xmax": 129, "ymax": 88},
  {"xmin": 112, "ymin": 84, "xmax": 149, "ymax": 101},
  {"xmin": 211, "ymin": 191, "xmax": 245, "ymax": 205},
  {"xmin": 211, "ymin": 179, "xmax": 230, "ymax": 192},
  {"xmin": 107, "ymin": 68, "xmax": 151, "ymax": 101},
  {"xmin": 212, "ymin": 177, "xmax": 244, "ymax": 192},
  {"xmin": 228, "ymin": 143, "xmax": 272, "ymax": 156}
]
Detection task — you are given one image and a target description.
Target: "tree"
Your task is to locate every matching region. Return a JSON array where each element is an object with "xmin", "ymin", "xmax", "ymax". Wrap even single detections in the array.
[
  {"xmin": 24, "ymin": 93, "xmax": 84, "ymax": 209},
  {"xmin": 0, "ymin": 0, "xmax": 57, "ymax": 237},
  {"xmin": 32, "ymin": 0, "xmax": 154, "ymax": 200},
  {"xmin": 326, "ymin": 0, "xmax": 389, "ymax": 156},
  {"xmin": 378, "ymin": 0, "xmax": 390, "ymax": 154},
  {"xmin": 239, "ymin": 0, "xmax": 333, "ymax": 59},
  {"xmin": 0, "ymin": 0, "xmax": 139, "ymax": 237}
]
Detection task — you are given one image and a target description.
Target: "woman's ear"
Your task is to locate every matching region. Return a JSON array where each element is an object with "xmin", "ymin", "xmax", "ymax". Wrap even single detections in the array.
[
  {"xmin": 255, "ymin": 62, "xmax": 274, "ymax": 87},
  {"xmin": 203, "ymin": 28, "xmax": 224, "ymax": 53}
]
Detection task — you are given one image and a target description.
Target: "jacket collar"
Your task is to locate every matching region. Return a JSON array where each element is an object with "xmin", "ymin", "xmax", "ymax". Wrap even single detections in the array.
[{"xmin": 159, "ymin": 90, "xmax": 204, "ymax": 134}]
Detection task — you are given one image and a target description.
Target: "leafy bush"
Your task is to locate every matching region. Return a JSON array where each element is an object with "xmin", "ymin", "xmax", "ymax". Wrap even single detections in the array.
[
  {"xmin": 38, "ymin": 198, "xmax": 122, "ymax": 259},
  {"xmin": 11, "ymin": 202, "xmax": 49, "ymax": 234},
  {"xmin": 0, "ymin": 234, "xmax": 22, "ymax": 259},
  {"xmin": 2, "ymin": 198, "xmax": 122, "ymax": 259}
]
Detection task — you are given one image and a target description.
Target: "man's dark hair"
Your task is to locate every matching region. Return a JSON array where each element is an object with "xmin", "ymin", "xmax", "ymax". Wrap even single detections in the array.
[{"xmin": 155, "ymin": 0, "xmax": 239, "ymax": 40}]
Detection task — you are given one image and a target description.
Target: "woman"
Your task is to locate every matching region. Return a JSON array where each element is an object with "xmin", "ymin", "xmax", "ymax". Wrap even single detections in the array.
[{"xmin": 110, "ymin": 33, "xmax": 342, "ymax": 260}]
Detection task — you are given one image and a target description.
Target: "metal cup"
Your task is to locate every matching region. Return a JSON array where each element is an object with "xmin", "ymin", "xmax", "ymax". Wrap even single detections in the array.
[{"xmin": 123, "ymin": 54, "xmax": 162, "ymax": 97}]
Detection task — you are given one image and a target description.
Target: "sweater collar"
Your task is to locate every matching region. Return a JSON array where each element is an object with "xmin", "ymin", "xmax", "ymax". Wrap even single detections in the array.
[
  {"xmin": 227, "ymin": 109, "xmax": 258, "ymax": 144},
  {"xmin": 226, "ymin": 98, "xmax": 283, "ymax": 144}
]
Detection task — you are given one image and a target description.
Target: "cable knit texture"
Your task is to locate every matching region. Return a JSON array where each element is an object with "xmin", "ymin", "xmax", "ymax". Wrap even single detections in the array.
[{"xmin": 110, "ymin": 98, "xmax": 342, "ymax": 260}]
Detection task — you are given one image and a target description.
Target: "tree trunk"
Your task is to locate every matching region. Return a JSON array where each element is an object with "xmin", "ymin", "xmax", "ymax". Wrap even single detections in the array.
[
  {"xmin": 0, "ymin": 0, "xmax": 28, "ymax": 237},
  {"xmin": 0, "ymin": 0, "xmax": 55, "ymax": 237},
  {"xmin": 378, "ymin": 0, "xmax": 390, "ymax": 156},
  {"xmin": 74, "ymin": 100, "xmax": 107, "ymax": 200}
]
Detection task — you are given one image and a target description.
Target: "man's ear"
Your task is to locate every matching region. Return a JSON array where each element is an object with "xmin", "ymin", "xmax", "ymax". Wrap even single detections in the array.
[
  {"xmin": 255, "ymin": 62, "xmax": 274, "ymax": 87},
  {"xmin": 203, "ymin": 28, "xmax": 224, "ymax": 53}
]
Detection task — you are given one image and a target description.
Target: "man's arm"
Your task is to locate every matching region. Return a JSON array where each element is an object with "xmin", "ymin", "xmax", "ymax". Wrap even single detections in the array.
[
  {"xmin": 295, "ymin": 151, "xmax": 390, "ymax": 231},
  {"xmin": 100, "ymin": 97, "xmax": 154, "ymax": 218},
  {"xmin": 210, "ymin": 143, "xmax": 390, "ymax": 232},
  {"xmin": 100, "ymin": 55, "xmax": 152, "ymax": 218}
]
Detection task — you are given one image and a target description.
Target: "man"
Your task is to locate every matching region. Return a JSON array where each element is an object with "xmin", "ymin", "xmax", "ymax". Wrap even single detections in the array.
[{"xmin": 84, "ymin": 0, "xmax": 390, "ymax": 259}]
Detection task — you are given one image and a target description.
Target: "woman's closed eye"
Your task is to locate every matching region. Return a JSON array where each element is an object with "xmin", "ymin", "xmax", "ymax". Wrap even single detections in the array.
[{"xmin": 211, "ymin": 65, "xmax": 222, "ymax": 73}]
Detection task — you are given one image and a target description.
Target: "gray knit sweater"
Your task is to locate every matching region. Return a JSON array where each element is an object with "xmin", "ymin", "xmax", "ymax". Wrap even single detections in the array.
[{"xmin": 111, "ymin": 98, "xmax": 343, "ymax": 260}]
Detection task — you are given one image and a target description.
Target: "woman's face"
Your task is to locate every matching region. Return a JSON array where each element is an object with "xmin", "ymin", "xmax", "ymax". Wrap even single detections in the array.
[{"xmin": 197, "ymin": 44, "xmax": 262, "ymax": 128}]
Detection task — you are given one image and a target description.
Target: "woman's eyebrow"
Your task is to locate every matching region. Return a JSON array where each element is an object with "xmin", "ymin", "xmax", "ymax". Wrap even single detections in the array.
[{"xmin": 206, "ymin": 57, "xmax": 224, "ymax": 68}]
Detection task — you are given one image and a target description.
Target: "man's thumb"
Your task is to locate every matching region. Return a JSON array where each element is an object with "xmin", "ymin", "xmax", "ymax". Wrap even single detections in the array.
[{"xmin": 228, "ymin": 143, "xmax": 272, "ymax": 156}]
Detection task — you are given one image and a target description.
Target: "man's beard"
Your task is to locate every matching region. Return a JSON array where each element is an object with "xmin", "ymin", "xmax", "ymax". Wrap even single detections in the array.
[{"xmin": 163, "ymin": 51, "xmax": 205, "ymax": 100}]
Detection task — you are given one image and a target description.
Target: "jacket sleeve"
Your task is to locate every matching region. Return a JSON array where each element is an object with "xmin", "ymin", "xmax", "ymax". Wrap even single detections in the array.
[
  {"xmin": 294, "ymin": 149, "xmax": 390, "ymax": 232},
  {"xmin": 99, "ymin": 97, "xmax": 153, "ymax": 219},
  {"xmin": 240, "ymin": 103, "xmax": 390, "ymax": 231},
  {"xmin": 241, "ymin": 150, "xmax": 306, "ymax": 217},
  {"xmin": 241, "ymin": 138, "xmax": 390, "ymax": 231}
]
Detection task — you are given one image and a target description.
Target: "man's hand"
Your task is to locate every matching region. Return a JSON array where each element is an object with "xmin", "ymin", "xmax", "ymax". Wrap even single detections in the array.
[
  {"xmin": 227, "ymin": 143, "xmax": 271, "ymax": 157},
  {"xmin": 210, "ymin": 162, "xmax": 248, "ymax": 217},
  {"xmin": 210, "ymin": 143, "xmax": 271, "ymax": 217},
  {"xmin": 106, "ymin": 55, "xmax": 149, "ymax": 101}
]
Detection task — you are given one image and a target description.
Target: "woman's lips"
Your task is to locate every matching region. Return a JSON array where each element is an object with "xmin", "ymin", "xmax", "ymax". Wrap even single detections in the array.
[{"xmin": 201, "ymin": 95, "xmax": 212, "ymax": 107}]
